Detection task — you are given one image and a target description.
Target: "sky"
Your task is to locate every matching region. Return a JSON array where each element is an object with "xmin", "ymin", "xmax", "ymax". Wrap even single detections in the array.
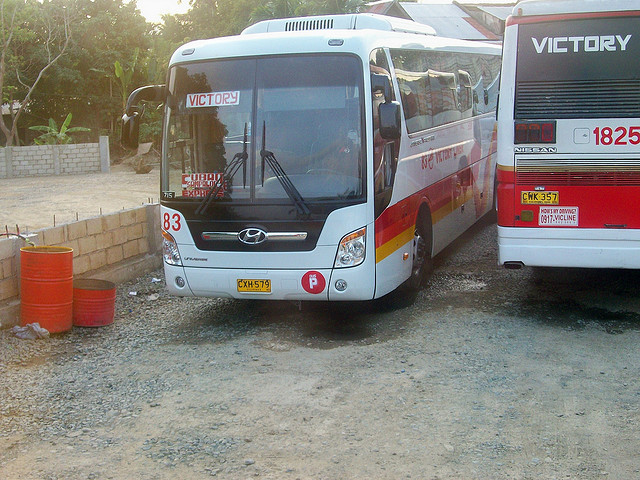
[{"xmin": 134, "ymin": 0, "xmax": 190, "ymax": 23}]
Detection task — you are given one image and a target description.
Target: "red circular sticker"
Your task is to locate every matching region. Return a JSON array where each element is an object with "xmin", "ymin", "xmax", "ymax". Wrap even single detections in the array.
[{"xmin": 301, "ymin": 271, "xmax": 326, "ymax": 294}]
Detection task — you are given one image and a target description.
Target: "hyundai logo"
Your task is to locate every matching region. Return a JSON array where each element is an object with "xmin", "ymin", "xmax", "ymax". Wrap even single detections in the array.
[{"xmin": 238, "ymin": 228, "xmax": 268, "ymax": 245}]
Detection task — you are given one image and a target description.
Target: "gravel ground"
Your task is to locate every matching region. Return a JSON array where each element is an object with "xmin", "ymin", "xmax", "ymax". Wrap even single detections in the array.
[{"xmin": 1, "ymin": 217, "xmax": 639, "ymax": 479}]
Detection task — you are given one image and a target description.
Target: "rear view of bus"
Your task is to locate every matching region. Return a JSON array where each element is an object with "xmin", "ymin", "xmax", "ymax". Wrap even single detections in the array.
[{"xmin": 497, "ymin": 0, "xmax": 640, "ymax": 269}]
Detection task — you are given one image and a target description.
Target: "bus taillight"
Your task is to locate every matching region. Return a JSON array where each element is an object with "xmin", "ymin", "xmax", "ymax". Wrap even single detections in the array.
[{"xmin": 514, "ymin": 121, "xmax": 556, "ymax": 144}]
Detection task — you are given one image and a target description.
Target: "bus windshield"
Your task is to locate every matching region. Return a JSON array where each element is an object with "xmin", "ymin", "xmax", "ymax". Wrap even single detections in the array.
[{"xmin": 162, "ymin": 54, "xmax": 364, "ymax": 204}]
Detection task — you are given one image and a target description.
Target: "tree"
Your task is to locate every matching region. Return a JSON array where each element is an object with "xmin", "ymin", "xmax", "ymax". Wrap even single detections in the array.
[
  {"xmin": 114, "ymin": 48, "xmax": 140, "ymax": 111},
  {"xmin": 0, "ymin": 0, "xmax": 368, "ymax": 149},
  {"xmin": 25, "ymin": 0, "xmax": 151, "ymax": 146},
  {"xmin": 250, "ymin": 0, "xmax": 306, "ymax": 23},
  {"xmin": 310, "ymin": 0, "xmax": 365, "ymax": 14},
  {"xmin": 159, "ymin": 0, "xmax": 366, "ymax": 64},
  {"xmin": 0, "ymin": 0, "xmax": 71, "ymax": 146},
  {"xmin": 160, "ymin": 0, "xmax": 263, "ymax": 44},
  {"xmin": 249, "ymin": 0, "xmax": 364, "ymax": 23}
]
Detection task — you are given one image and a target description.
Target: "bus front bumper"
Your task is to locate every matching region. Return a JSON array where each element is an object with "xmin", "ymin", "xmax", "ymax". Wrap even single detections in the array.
[{"xmin": 163, "ymin": 262, "xmax": 375, "ymax": 301}]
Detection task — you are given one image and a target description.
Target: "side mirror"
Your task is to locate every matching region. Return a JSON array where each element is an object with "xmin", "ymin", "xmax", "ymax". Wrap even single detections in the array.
[
  {"xmin": 121, "ymin": 84, "xmax": 165, "ymax": 150},
  {"xmin": 124, "ymin": 85, "xmax": 165, "ymax": 116},
  {"xmin": 121, "ymin": 111, "xmax": 141, "ymax": 149},
  {"xmin": 379, "ymin": 101, "xmax": 401, "ymax": 140}
]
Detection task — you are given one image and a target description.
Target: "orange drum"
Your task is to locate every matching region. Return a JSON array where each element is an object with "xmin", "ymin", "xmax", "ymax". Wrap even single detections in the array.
[
  {"xmin": 20, "ymin": 246, "xmax": 74, "ymax": 333},
  {"xmin": 73, "ymin": 279, "xmax": 116, "ymax": 327}
]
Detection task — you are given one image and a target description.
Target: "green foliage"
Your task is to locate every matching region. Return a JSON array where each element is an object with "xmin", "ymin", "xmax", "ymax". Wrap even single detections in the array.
[
  {"xmin": 159, "ymin": 0, "xmax": 365, "ymax": 44},
  {"xmin": 139, "ymin": 105, "xmax": 163, "ymax": 145},
  {"xmin": 29, "ymin": 113, "xmax": 90, "ymax": 145},
  {"xmin": 23, "ymin": 0, "xmax": 151, "ymax": 144},
  {"xmin": 252, "ymin": 0, "xmax": 365, "ymax": 22},
  {"xmin": 0, "ymin": 0, "xmax": 71, "ymax": 145},
  {"xmin": 251, "ymin": 0, "xmax": 306, "ymax": 23},
  {"xmin": 6, "ymin": 0, "xmax": 367, "ymax": 149},
  {"xmin": 114, "ymin": 48, "xmax": 140, "ymax": 110}
]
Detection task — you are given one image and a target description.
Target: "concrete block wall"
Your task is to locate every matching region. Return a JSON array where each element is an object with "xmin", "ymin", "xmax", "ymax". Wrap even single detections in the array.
[
  {"xmin": 0, "ymin": 203, "xmax": 162, "ymax": 328},
  {"xmin": 60, "ymin": 143, "xmax": 101, "ymax": 175},
  {"xmin": 0, "ymin": 239, "xmax": 19, "ymax": 305},
  {"xmin": 10, "ymin": 145, "xmax": 56, "ymax": 177},
  {"xmin": 1, "ymin": 137, "xmax": 109, "ymax": 178}
]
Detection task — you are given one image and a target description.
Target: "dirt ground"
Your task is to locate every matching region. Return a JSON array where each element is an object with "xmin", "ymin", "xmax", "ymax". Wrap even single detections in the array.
[
  {"xmin": 0, "ymin": 164, "xmax": 159, "ymax": 233},
  {"xmin": 1, "ymin": 169, "xmax": 640, "ymax": 479}
]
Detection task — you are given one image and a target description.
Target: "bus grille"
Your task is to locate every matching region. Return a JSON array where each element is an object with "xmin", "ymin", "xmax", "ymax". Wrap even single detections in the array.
[
  {"xmin": 285, "ymin": 18, "xmax": 334, "ymax": 31},
  {"xmin": 515, "ymin": 80, "xmax": 640, "ymax": 119},
  {"xmin": 516, "ymin": 158, "xmax": 640, "ymax": 186}
]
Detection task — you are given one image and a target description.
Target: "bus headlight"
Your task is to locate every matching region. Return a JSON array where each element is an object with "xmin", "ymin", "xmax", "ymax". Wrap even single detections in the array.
[
  {"xmin": 334, "ymin": 227, "xmax": 366, "ymax": 268},
  {"xmin": 162, "ymin": 230, "xmax": 182, "ymax": 266}
]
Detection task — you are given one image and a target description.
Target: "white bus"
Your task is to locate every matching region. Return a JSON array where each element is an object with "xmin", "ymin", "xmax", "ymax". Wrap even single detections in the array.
[
  {"xmin": 123, "ymin": 13, "xmax": 500, "ymax": 301},
  {"xmin": 497, "ymin": 0, "xmax": 640, "ymax": 269}
]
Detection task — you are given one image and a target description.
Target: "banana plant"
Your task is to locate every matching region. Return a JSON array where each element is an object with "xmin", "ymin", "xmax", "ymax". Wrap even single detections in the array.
[
  {"xmin": 114, "ymin": 48, "xmax": 140, "ymax": 111},
  {"xmin": 29, "ymin": 113, "xmax": 90, "ymax": 145}
]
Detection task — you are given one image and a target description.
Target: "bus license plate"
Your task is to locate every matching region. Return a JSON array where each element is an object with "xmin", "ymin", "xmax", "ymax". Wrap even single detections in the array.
[
  {"xmin": 521, "ymin": 191, "xmax": 559, "ymax": 205},
  {"xmin": 237, "ymin": 279, "xmax": 271, "ymax": 293}
]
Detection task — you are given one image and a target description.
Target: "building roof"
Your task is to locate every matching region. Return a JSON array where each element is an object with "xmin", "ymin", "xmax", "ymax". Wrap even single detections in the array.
[
  {"xmin": 401, "ymin": 2, "xmax": 494, "ymax": 40},
  {"xmin": 365, "ymin": 0, "xmax": 413, "ymax": 19},
  {"xmin": 364, "ymin": 0, "xmax": 513, "ymax": 41},
  {"xmin": 477, "ymin": 5, "xmax": 514, "ymax": 20}
]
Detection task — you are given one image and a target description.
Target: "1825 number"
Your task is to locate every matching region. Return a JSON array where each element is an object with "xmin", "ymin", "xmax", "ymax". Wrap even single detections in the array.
[{"xmin": 593, "ymin": 126, "xmax": 640, "ymax": 146}]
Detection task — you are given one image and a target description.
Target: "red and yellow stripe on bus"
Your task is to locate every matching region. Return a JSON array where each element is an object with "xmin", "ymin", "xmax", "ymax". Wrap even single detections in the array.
[
  {"xmin": 376, "ymin": 125, "xmax": 497, "ymax": 263},
  {"xmin": 374, "ymin": 172, "xmax": 476, "ymax": 263}
]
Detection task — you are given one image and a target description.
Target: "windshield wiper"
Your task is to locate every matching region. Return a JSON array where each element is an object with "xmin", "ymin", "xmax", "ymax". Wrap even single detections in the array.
[
  {"xmin": 260, "ymin": 122, "xmax": 310, "ymax": 216},
  {"xmin": 195, "ymin": 123, "xmax": 248, "ymax": 216}
]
